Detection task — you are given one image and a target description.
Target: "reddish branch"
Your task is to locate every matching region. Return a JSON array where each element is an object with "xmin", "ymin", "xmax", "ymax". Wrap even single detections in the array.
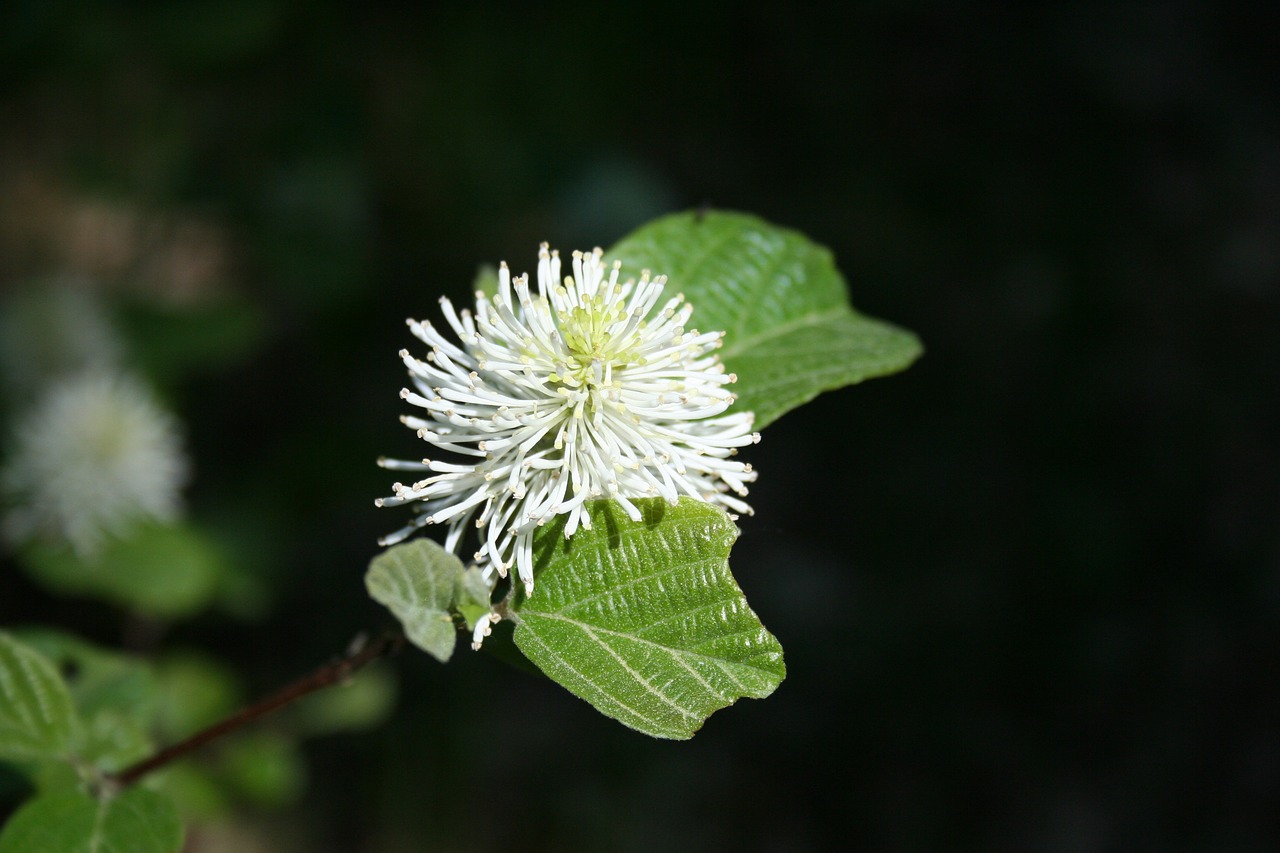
[{"xmin": 108, "ymin": 630, "xmax": 404, "ymax": 790}]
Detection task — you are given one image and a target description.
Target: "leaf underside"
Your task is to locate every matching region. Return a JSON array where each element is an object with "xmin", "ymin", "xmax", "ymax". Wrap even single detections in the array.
[
  {"xmin": 513, "ymin": 498, "xmax": 784, "ymax": 740},
  {"xmin": 365, "ymin": 539, "xmax": 468, "ymax": 663}
]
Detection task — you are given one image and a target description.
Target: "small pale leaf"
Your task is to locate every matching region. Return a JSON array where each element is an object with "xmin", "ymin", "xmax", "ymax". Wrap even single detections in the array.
[
  {"xmin": 365, "ymin": 539, "xmax": 465, "ymax": 663},
  {"xmin": 0, "ymin": 633, "xmax": 78, "ymax": 764},
  {"xmin": 513, "ymin": 498, "xmax": 784, "ymax": 740},
  {"xmin": 608, "ymin": 210, "xmax": 922, "ymax": 428},
  {"xmin": 0, "ymin": 787, "xmax": 183, "ymax": 853}
]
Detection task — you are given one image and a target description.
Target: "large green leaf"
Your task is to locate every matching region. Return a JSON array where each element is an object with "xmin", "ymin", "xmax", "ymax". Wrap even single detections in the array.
[
  {"xmin": 0, "ymin": 787, "xmax": 183, "ymax": 853},
  {"xmin": 365, "ymin": 539, "xmax": 467, "ymax": 663},
  {"xmin": 512, "ymin": 499, "xmax": 784, "ymax": 740},
  {"xmin": 608, "ymin": 210, "xmax": 922, "ymax": 429},
  {"xmin": 0, "ymin": 634, "xmax": 78, "ymax": 764}
]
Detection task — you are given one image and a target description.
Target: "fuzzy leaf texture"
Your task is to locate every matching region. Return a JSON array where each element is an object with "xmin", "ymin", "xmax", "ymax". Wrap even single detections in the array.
[
  {"xmin": 0, "ymin": 788, "xmax": 182, "ymax": 853},
  {"xmin": 365, "ymin": 539, "xmax": 469, "ymax": 663},
  {"xmin": 512, "ymin": 498, "xmax": 784, "ymax": 740},
  {"xmin": 0, "ymin": 633, "xmax": 78, "ymax": 764},
  {"xmin": 608, "ymin": 210, "xmax": 923, "ymax": 429}
]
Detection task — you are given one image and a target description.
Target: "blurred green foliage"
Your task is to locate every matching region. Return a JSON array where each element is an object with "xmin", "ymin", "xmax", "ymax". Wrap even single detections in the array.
[{"xmin": 19, "ymin": 523, "xmax": 227, "ymax": 619}]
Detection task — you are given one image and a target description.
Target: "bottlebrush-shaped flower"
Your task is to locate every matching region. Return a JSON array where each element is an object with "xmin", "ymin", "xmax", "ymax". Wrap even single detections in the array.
[{"xmin": 378, "ymin": 245, "xmax": 759, "ymax": 595}]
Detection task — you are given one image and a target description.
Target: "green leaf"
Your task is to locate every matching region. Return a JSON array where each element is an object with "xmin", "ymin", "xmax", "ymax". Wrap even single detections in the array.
[
  {"xmin": 151, "ymin": 763, "xmax": 229, "ymax": 822},
  {"xmin": 294, "ymin": 665, "xmax": 396, "ymax": 735},
  {"xmin": 152, "ymin": 652, "xmax": 242, "ymax": 741},
  {"xmin": 365, "ymin": 539, "xmax": 466, "ymax": 663},
  {"xmin": 20, "ymin": 521, "xmax": 226, "ymax": 618},
  {"xmin": 454, "ymin": 566, "xmax": 494, "ymax": 633},
  {"xmin": 512, "ymin": 498, "xmax": 784, "ymax": 740},
  {"xmin": 0, "ymin": 634, "xmax": 78, "ymax": 764},
  {"xmin": 608, "ymin": 210, "xmax": 923, "ymax": 429},
  {"xmin": 13, "ymin": 630, "xmax": 159, "ymax": 722},
  {"xmin": 0, "ymin": 787, "xmax": 183, "ymax": 853},
  {"xmin": 216, "ymin": 731, "xmax": 305, "ymax": 808},
  {"xmin": 73, "ymin": 711, "xmax": 153, "ymax": 774},
  {"xmin": 472, "ymin": 263, "xmax": 500, "ymax": 299},
  {"xmin": 10, "ymin": 632, "xmax": 158, "ymax": 773}
]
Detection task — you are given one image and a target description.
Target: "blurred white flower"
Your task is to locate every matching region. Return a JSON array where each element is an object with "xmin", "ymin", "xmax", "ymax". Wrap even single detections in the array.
[
  {"xmin": 378, "ymin": 244, "xmax": 759, "ymax": 596},
  {"xmin": 2, "ymin": 371, "xmax": 189, "ymax": 556}
]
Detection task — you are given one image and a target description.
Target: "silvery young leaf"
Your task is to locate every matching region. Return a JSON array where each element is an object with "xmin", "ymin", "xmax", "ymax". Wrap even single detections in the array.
[
  {"xmin": 608, "ymin": 210, "xmax": 923, "ymax": 429},
  {"xmin": 0, "ymin": 633, "xmax": 77, "ymax": 764},
  {"xmin": 512, "ymin": 498, "xmax": 784, "ymax": 740},
  {"xmin": 0, "ymin": 787, "xmax": 183, "ymax": 853},
  {"xmin": 365, "ymin": 539, "xmax": 467, "ymax": 663}
]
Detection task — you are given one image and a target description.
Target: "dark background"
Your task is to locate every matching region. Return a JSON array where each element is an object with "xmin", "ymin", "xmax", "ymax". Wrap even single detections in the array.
[{"xmin": 2, "ymin": 3, "xmax": 1277, "ymax": 850}]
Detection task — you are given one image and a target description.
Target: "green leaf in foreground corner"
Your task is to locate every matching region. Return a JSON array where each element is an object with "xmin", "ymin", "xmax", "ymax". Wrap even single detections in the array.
[
  {"xmin": 365, "ymin": 539, "xmax": 467, "ymax": 663},
  {"xmin": 0, "ymin": 787, "xmax": 183, "ymax": 853},
  {"xmin": 0, "ymin": 633, "xmax": 78, "ymax": 764},
  {"xmin": 512, "ymin": 498, "xmax": 784, "ymax": 740},
  {"xmin": 608, "ymin": 210, "xmax": 922, "ymax": 429}
]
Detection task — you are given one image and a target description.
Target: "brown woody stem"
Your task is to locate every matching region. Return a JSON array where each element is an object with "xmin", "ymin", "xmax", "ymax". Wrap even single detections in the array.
[{"xmin": 108, "ymin": 630, "xmax": 404, "ymax": 790}]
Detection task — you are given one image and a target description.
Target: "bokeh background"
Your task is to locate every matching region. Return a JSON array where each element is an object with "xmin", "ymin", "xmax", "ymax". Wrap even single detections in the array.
[{"xmin": 2, "ymin": 3, "xmax": 1277, "ymax": 850}]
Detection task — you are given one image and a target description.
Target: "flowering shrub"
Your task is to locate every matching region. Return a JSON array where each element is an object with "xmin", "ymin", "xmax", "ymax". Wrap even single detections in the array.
[
  {"xmin": 0, "ymin": 210, "xmax": 919, "ymax": 851},
  {"xmin": 367, "ymin": 211, "xmax": 921, "ymax": 737}
]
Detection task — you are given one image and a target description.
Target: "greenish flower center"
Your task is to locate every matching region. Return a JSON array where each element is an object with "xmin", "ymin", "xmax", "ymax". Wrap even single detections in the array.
[{"xmin": 550, "ymin": 296, "xmax": 644, "ymax": 392}]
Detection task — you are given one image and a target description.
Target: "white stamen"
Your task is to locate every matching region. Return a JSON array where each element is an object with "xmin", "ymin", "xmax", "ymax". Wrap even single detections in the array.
[{"xmin": 470, "ymin": 612, "xmax": 498, "ymax": 650}]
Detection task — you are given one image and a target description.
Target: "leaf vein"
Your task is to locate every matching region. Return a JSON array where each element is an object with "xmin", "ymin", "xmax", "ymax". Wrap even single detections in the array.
[
  {"xmin": 535, "ymin": 611, "xmax": 780, "ymax": 679},
  {"xmin": 630, "ymin": 595, "xmax": 746, "ymax": 638},
  {"xmin": 517, "ymin": 623, "xmax": 671, "ymax": 733},
  {"xmin": 581, "ymin": 623, "xmax": 702, "ymax": 719},
  {"xmin": 537, "ymin": 553, "xmax": 713, "ymax": 615}
]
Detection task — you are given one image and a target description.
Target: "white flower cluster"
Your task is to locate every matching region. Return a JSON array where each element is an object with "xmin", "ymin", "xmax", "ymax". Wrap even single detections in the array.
[
  {"xmin": 2, "ymin": 372, "xmax": 188, "ymax": 556},
  {"xmin": 378, "ymin": 244, "xmax": 759, "ymax": 596}
]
